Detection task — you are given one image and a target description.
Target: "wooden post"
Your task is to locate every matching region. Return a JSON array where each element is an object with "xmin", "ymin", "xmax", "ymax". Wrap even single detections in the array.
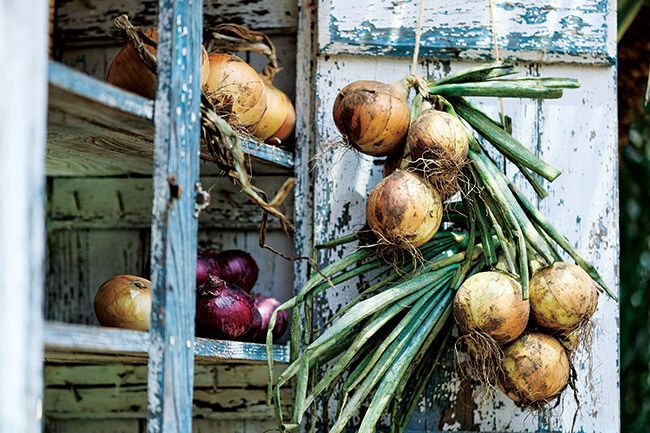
[
  {"xmin": 147, "ymin": 0, "xmax": 203, "ymax": 432},
  {"xmin": 0, "ymin": 1, "xmax": 48, "ymax": 433}
]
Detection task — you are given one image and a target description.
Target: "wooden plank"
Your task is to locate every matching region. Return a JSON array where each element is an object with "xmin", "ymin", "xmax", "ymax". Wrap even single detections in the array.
[
  {"xmin": 318, "ymin": 0, "xmax": 616, "ymax": 65},
  {"xmin": 195, "ymin": 338, "xmax": 289, "ymax": 363},
  {"xmin": 311, "ymin": 55, "xmax": 619, "ymax": 431},
  {"xmin": 146, "ymin": 5, "xmax": 203, "ymax": 431},
  {"xmin": 48, "ymin": 176, "xmax": 293, "ymax": 230},
  {"xmin": 47, "ymin": 61, "xmax": 294, "ymax": 176},
  {"xmin": 45, "ymin": 363, "xmax": 286, "ymax": 388},
  {"xmin": 0, "ymin": 1, "xmax": 48, "ymax": 432},
  {"xmin": 55, "ymin": 0, "xmax": 298, "ymax": 46},
  {"xmin": 45, "ymin": 419, "xmax": 140, "ymax": 433}
]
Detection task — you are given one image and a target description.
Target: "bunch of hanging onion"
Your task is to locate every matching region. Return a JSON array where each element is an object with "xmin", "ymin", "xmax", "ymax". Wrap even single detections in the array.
[
  {"xmin": 107, "ymin": 28, "xmax": 210, "ymax": 99},
  {"xmin": 366, "ymin": 170, "xmax": 443, "ymax": 248},
  {"xmin": 332, "ymin": 80, "xmax": 411, "ymax": 156}
]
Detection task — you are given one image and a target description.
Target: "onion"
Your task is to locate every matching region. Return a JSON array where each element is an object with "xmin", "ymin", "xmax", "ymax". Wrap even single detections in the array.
[
  {"xmin": 454, "ymin": 271, "xmax": 529, "ymax": 345},
  {"xmin": 196, "ymin": 250, "xmax": 217, "ymax": 287},
  {"xmin": 500, "ymin": 332, "xmax": 570, "ymax": 404},
  {"xmin": 205, "ymin": 53, "xmax": 267, "ymax": 127},
  {"xmin": 252, "ymin": 78, "xmax": 296, "ymax": 143},
  {"xmin": 332, "ymin": 80, "xmax": 410, "ymax": 156},
  {"xmin": 211, "ymin": 250, "xmax": 259, "ymax": 292},
  {"xmin": 195, "ymin": 277, "xmax": 255, "ymax": 340},
  {"xmin": 94, "ymin": 275, "xmax": 151, "ymax": 331},
  {"xmin": 529, "ymin": 262, "xmax": 599, "ymax": 333},
  {"xmin": 366, "ymin": 170, "xmax": 442, "ymax": 248},
  {"xmin": 107, "ymin": 28, "xmax": 209, "ymax": 99},
  {"xmin": 246, "ymin": 294, "xmax": 290, "ymax": 342},
  {"xmin": 406, "ymin": 109, "xmax": 469, "ymax": 198}
]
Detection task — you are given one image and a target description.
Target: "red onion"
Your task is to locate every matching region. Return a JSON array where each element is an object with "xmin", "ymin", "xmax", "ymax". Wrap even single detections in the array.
[
  {"xmin": 212, "ymin": 250, "xmax": 259, "ymax": 292},
  {"xmin": 246, "ymin": 294, "xmax": 289, "ymax": 342},
  {"xmin": 196, "ymin": 250, "xmax": 215, "ymax": 287},
  {"xmin": 195, "ymin": 276, "xmax": 255, "ymax": 340}
]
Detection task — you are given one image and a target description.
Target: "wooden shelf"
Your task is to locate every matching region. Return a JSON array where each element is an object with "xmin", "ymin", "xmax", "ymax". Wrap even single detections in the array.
[
  {"xmin": 47, "ymin": 61, "xmax": 294, "ymax": 176},
  {"xmin": 44, "ymin": 321, "xmax": 289, "ymax": 364}
]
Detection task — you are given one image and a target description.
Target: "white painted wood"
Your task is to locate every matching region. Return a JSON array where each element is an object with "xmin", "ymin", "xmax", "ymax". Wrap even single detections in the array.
[
  {"xmin": 311, "ymin": 54, "xmax": 618, "ymax": 432},
  {"xmin": 0, "ymin": 1, "xmax": 48, "ymax": 433}
]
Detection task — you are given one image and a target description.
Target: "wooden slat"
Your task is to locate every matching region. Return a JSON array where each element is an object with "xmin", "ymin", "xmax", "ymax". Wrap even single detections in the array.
[
  {"xmin": 0, "ymin": 0, "xmax": 48, "ymax": 432},
  {"xmin": 318, "ymin": 0, "xmax": 616, "ymax": 65},
  {"xmin": 47, "ymin": 176, "xmax": 293, "ymax": 230},
  {"xmin": 195, "ymin": 338, "xmax": 289, "ymax": 363},
  {"xmin": 47, "ymin": 61, "xmax": 294, "ymax": 176},
  {"xmin": 55, "ymin": 0, "xmax": 297, "ymax": 46}
]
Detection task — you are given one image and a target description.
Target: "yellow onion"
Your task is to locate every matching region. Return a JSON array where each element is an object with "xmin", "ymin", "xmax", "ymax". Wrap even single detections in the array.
[
  {"xmin": 366, "ymin": 170, "xmax": 442, "ymax": 248},
  {"xmin": 500, "ymin": 332, "xmax": 570, "ymax": 404},
  {"xmin": 332, "ymin": 80, "xmax": 410, "ymax": 156},
  {"xmin": 406, "ymin": 109, "xmax": 469, "ymax": 198},
  {"xmin": 94, "ymin": 275, "xmax": 151, "ymax": 331},
  {"xmin": 107, "ymin": 28, "xmax": 209, "ymax": 99},
  {"xmin": 529, "ymin": 262, "xmax": 599, "ymax": 333},
  {"xmin": 205, "ymin": 53, "xmax": 267, "ymax": 127},
  {"xmin": 454, "ymin": 271, "xmax": 529, "ymax": 345},
  {"xmin": 251, "ymin": 78, "xmax": 296, "ymax": 143}
]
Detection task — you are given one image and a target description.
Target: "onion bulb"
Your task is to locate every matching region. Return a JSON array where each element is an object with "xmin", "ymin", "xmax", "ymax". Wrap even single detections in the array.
[
  {"xmin": 107, "ymin": 28, "xmax": 209, "ymax": 99},
  {"xmin": 252, "ymin": 78, "xmax": 296, "ymax": 143},
  {"xmin": 205, "ymin": 53, "xmax": 267, "ymax": 127},
  {"xmin": 454, "ymin": 271, "xmax": 529, "ymax": 345},
  {"xmin": 332, "ymin": 80, "xmax": 410, "ymax": 156},
  {"xmin": 500, "ymin": 332, "xmax": 570, "ymax": 403},
  {"xmin": 366, "ymin": 170, "xmax": 443, "ymax": 248},
  {"xmin": 406, "ymin": 109, "xmax": 469, "ymax": 198},
  {"xmin": 212, "ymin": 250, "xmax": 259, "ymax": 292},
  {"xmin": 529, "ymin": 262, "xmax": 599, "ymax": 333},
  {"xmin": 246, "ymin": 294, "xmax": 290, "ymax": 342},
  {"xmin": 94, "ymin": 275, "xmax": 151, "ymax": 331},
  {"xmin": 195, "ymin": 277, "xmax": 255, "ymax": 340}
]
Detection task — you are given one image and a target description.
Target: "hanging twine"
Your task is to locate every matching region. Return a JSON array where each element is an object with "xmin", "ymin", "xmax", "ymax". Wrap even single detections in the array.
[
  {"xmin": 410, "ymin": 0, "xmax": 428, "ymax": 96},
  {"xmin": 488, "ymin": 0, "xmax": 506, "ymax": 127}
]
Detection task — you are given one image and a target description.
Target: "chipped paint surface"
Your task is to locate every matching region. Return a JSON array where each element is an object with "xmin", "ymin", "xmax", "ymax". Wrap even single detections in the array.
[
  {"xmin": 319, "ymin": 0, "xmax": 616, "ymax": 65},
  {"xmin": 312, "ymin": 53, "xmax": 618, "ymax": 432}
]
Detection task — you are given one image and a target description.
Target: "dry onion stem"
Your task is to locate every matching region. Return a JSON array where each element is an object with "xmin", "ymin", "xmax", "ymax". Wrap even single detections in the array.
[{"xmin": 114, "ymin": 15, "xmax": 295, "ymax": 236}]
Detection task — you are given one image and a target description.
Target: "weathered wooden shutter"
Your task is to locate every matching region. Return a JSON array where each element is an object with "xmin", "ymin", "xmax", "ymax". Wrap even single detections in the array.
[{"xmin": 303, "ymin": 1, "xmax": 619, "ymax": 431}]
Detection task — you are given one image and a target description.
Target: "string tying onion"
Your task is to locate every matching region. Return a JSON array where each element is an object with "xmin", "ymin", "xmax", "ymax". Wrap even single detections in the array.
[{"xmin": 333, "ymin": 80, "xmax": 411, "ymax": 156}]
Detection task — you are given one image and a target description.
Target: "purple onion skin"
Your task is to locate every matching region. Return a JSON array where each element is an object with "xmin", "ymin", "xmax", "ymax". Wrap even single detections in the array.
[
  {"xmin": 212, "ymin": 250, "xmax": 259, "ymax": 292},
  {"xmin": 195, "ymin": 277, "xmax": 255, "ymax": 340},
  {"xmin": 196, "ymin": 250, "xmax": 215, "ymax": 287},
  {"xmin": 246, "ymin": 294, "xmax": 289, "ymax": 342}
]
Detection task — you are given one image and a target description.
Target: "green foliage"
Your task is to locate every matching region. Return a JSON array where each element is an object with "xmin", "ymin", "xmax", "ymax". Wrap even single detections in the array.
[{"xmin": 621, "ymin": 97, "xmax": 650, "ymax": 433}]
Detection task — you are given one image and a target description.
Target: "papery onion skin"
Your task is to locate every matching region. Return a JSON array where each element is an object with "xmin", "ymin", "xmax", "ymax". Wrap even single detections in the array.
[
  {"xmin": 529, "ymin": 262, "xmax": 599, "ymax": 333},
  {"xmin": 332, "ymin": 80, "xmax": 410, "ymax": 156},
  {"xmin": 205, "ymin": 53, "xmax": 267, "ymax": 127},
  {"xmin": 406, "ymin": 109, "xmax": 469, "ymax": 199},
  {"xmin": 366, "ymin": 170, "xmax": 442, "ymax": 248},
  {"xmin": 454, "ymin": 271, "xmax": 529, "ymax": 345},
  {"xmin": 246, "ymin": 294, "xmax": 290, "ymax": 342},
  {"xmin": 195, "ymin": 277, "xmax": 255, "ymax": 340},
  {"xmin": 107, "ymin": 29, "xmax": 209, "ymax": 99},
  {"xmin": 212, "ymin": 250, "xmax": 259, "ymax": 292},
  {"xmin": 94, "ymin": 275, "xmax": 151, "ymax": 331},
  {"xmin": 196, "ymin": 250, "xmax": 216, "ymax": 287},
  {"xmin": 500, "ymin": 332, "xmax": 570, "ymax": 403},
  {"xmin": 252, "ymin": 79, "xmax": 296, "ymax": 143}
]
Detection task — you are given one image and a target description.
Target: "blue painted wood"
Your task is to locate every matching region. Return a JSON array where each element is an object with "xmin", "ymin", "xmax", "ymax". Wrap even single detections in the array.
[
  {"xmin": 319, "ymin": 0, "xmax": 615, "ymax": 65},
  {"xmin": 240, "ymin": 138, "xmax": 295, "ymax": 169},
  {"xmin": 0, "ymin": 1, "xmax": 48, "ymax": 432},
  {"xmin": 195, "ymin": 338, "xmax": 289, "ymax": 363},
  {"xmin": 146, "ymin": 0, "xmax": 203, "ymax": 432},
  {"xmin": 49, "ymin": 61, "xmax": 154, "ymax": 120}
]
